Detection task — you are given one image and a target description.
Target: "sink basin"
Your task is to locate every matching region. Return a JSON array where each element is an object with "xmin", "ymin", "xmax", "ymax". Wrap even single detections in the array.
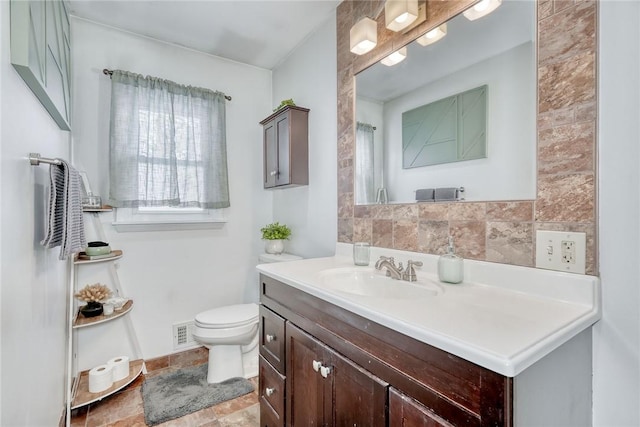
[{"xmin": 318, "ymin": 267, "xmax": 442, "ymax": 299}]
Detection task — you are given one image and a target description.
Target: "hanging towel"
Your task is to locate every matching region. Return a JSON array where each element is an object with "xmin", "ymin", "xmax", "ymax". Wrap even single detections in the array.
[{"xmin": 41, "ymin": 160, "xmax": 87, "ymax": 260}]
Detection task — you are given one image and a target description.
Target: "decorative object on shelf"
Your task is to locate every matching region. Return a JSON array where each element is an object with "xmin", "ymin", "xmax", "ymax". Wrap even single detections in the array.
[
  {"xmin": 82, "ymin": 192, "xmax": 102, "ymax": 209},
  {"xmin": 75, "ymin": 283, "xmax": 112, "ymax": 317},
  {"xmin": 85, "ymin": 241, "xmax": 111, "ymax": 256},
  {"xmin": 273, "ymin": 98, "xmax": 296, "ymax": 112},
  {"xmin": 261, "ymin": 222, "xmax": 291, "ymax": 255}
]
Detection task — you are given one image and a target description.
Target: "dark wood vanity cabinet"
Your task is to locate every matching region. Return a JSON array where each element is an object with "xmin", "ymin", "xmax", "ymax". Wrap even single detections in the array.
[
  {"xmin": 260, "ymin": 106, "xmax": 309, "ymax": 189},
  {"xmin": 259, "ymin": 274, "xmax": 513, "ymax": 427}
]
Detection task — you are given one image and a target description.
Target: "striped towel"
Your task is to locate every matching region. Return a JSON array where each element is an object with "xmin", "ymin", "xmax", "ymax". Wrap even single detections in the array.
[{"xmin": 41, "ymin": 160, "xmax": 87, "ymax": 260}]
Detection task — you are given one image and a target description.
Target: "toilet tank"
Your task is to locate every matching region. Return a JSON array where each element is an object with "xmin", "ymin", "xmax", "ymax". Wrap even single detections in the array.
[{"xmin": 258, "ymin": 253, "xmax": 303, "ymax": 263}]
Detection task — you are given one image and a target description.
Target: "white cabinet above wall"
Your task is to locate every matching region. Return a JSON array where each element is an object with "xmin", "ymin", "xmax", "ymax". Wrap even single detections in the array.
[{"xmin": 10, "ymin": 0, "xmax": 72, "ymax": 131}]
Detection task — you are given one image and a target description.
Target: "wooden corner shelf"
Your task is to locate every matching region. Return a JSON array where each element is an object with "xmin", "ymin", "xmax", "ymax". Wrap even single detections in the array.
[
  {"xmin": 74, "ymin": 250, "xmax": 123, "ymax": 265},
  {"xmin": 73, "ymin": 300, "xmax": 133, "ymax": 329},
  {"xmin": 70, "ymin": 359, "xmax": 144, "ymax": 409},
  {"xmin": 82, "ymin": 205, "xmax": 113, "ymax": 212}
]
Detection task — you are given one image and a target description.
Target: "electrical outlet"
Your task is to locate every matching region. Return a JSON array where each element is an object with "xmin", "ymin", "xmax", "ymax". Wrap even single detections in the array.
[{"xmin": 536, "ymin": 230, "xmax": 586, "ymax": 274}]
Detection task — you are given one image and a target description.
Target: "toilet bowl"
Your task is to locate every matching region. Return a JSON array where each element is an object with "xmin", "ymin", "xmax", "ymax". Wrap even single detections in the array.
[{"xmin": 192, "ymin": 303, "xmax": 259, "ymax": 383}]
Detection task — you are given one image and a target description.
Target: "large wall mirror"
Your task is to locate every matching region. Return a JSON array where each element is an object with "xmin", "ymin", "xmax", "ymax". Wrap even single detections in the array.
[{"xmin": 355, "ymin": 0, "xmax": 536, "ymax": 205}]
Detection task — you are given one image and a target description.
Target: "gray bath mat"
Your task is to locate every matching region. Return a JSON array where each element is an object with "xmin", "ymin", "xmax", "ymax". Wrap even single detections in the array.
[{"xmin": 141, "ymin": 364, "xmax": 254, "ymax": 426}]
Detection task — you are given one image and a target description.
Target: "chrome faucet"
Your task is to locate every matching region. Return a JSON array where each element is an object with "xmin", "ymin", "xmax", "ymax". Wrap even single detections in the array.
[
  {"xmin": 374, "ymin": 256, "xmax": 403, "ymax": 280},
  {"xmin": 375, "ymin": 256, "xmax": 423, "ymax": 281}
]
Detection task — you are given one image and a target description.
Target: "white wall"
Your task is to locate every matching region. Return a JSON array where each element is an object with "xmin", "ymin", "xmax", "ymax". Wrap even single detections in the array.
[
  {"xmin": 271, "ymin": 13, "xmax": 337, "ymax": 259},
  {"xmin": 71, "ymin": 17, "xmax": 273, "ymax": 367},
  {"xmin": 383, "ymin": 42, "xmax": 536, "ymax": 203},
  {"xmin": 1, "ymin": 1, "xmax": 72, "ymax": 425},
  {"xmin": 595, "ymin": 1, "xmax": 640, "ymax": 425}
]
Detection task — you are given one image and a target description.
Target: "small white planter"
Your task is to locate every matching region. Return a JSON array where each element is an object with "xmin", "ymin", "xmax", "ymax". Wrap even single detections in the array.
[{"xmin": 264, "ymin": 239, "xmax": 285, "ymax": 255}]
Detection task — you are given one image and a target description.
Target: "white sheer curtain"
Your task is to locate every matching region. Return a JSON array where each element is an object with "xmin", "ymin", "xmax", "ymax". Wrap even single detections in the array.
[
  {"xmin": 355, "ymin": 122, "xmax": 375, "ymax": 204},
  {"xmin": 108, "ymin": 70, "xmax": 229, "ymax": 209}
]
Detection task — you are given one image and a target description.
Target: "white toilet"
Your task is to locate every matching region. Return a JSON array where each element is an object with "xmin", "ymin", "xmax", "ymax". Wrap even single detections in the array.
[
  {"xmin": 193, "ymin": 252, "xmax": 303, "ymax": 384},
  {"xmin": 192, "ymin": 303, "xmax": 259, "ymax": 383}
]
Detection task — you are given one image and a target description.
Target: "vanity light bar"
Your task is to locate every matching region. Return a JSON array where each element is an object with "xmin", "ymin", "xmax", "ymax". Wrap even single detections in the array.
[
  {"xmin": 381, "ymin": 47, "xmax": 408, "ymax": 66},
  {"xmin": 463, "ymin": 0, "xmax": 502, "ymax": 21},
  {"xmin": 350, "ymin": 17, "xmax": 378, "ymax": 55},
  {"xmin": 416, "ymin": 23, "xmax": 447, "ymax": 47}
]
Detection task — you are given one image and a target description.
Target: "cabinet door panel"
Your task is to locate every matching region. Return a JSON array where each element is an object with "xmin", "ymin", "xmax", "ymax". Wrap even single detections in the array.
[
  {"xmin": 259, "ymin": 356, "xmax": 285, "ymax": 426},
  {"xmin": 390, "ymin": 388, "xmax": 456, "ymax": 427},
  {"xmin": 275, "ymin": 115, "xmax": 290, "ymax": 186},
  {"xmin": 286, "ymin": 324, "xmax": 325, "ymax": 426},
  {"xmin": 264, "ymin": 121, "xmax": 277, "ymax": 187},
  {"xmin": 330, "ymin": 349, "xmax": 388, "ymax": 427}
]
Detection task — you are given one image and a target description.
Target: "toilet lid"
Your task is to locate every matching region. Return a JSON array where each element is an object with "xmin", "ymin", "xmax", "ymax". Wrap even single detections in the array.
[{"xmin": 195, "ymin": 303, "xmax": 259, "ymax": 328}]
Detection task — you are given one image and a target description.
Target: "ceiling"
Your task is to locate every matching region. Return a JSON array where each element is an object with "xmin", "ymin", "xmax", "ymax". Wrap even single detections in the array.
[{"xmin": 67, "ymin": 0, "xmax": 341, "ymax": 70}]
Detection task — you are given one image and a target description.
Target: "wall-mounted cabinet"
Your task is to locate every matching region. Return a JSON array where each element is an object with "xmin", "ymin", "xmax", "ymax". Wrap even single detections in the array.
[{"xmin": 260, "ymin": 106, "xmax": 309, "ymax": 189}]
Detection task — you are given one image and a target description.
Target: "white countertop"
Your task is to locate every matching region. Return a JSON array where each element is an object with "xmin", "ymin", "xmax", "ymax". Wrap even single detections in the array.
[{"xmin": 256, "ymin": 243, "xmax": 601, "ymax": 377}]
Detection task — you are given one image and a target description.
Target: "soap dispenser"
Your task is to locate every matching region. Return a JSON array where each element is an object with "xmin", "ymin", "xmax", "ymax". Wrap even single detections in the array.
[{"xmin": 438, "ymin": 236, "xmax": 463, "ymax": 284}]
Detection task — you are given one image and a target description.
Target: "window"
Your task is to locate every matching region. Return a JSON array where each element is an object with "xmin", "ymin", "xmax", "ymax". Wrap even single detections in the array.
[{"xmin": 107, "ymin": 70, "xmax": 229, "ymax": 230}]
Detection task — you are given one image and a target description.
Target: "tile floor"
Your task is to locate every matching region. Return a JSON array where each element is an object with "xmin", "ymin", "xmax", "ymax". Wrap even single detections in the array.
[{"xmin": 69, "ymin": 347, "xmax": 259, "ymax": 427}]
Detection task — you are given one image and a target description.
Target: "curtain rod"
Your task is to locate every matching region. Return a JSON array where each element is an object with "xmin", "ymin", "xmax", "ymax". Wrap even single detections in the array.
[{"xmin": 102, "ymin": 69, "xmax": 232, "ymax": 101}]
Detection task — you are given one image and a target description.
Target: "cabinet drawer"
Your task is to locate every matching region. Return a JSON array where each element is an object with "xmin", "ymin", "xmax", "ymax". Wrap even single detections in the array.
[
  {"xmin": 259, "ymin": 356, "xmax": 285, "ymax": 426},
  {"xmin": 260, "ymin": 305, "xmax": 285, "ymax": 373}
]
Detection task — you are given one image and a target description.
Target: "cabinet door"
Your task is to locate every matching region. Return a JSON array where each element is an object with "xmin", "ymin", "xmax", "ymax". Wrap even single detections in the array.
[
  {"xmin": 286, "ymin": 324, "xmax": 325, "ymax": 426},
  {"xmin": 329, "ymin": 348, "xmax": 388, "ymax": 427},
  {"xmin": 264, "ymin": 120, "xmax": 278, "ymax": 188},
  {"xmin": 389, "ymin": 388, "xmax": 455, "ymax": 427},
  {"xmin": 275, "ymin": 114, "xmax": 290, "ymax": 186}
]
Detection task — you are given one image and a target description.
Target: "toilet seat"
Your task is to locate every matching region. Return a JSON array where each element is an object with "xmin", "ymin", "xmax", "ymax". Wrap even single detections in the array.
[{"xmin": 195, "ymin": 303, "xmax": 259, "ymax": 329}]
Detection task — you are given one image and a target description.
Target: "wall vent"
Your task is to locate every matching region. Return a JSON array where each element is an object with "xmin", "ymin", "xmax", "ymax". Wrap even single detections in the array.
[{"xmin": 172, "ymin": 321, "xmax": 196, "ymax": 350}]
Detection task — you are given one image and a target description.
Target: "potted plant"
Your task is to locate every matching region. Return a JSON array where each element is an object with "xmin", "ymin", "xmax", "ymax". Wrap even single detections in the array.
[
  {"xmin": 75, "ymin": 283, "xmax": 112, "ymax": 317},
  {"xmin": 261, "ymin": 222, "xmax": 291, "ymax": 254}
]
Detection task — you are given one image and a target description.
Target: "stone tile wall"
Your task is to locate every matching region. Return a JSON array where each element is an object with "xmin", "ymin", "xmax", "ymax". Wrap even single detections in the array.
[{"xmin": 336, "ymin": 0, "xmax": 598, "ymax": 275}]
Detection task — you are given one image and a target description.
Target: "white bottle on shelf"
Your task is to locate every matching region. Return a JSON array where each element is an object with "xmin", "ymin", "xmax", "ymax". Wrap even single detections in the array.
[{"xmin": 438, "ymin": 236, "xmax": 463, "ymax": 284}]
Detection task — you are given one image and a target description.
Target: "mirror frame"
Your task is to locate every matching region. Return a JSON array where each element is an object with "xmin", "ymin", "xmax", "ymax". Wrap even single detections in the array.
[{"xmin": 336, "ymin": 0, "xmax": 597, "ymax": 274}]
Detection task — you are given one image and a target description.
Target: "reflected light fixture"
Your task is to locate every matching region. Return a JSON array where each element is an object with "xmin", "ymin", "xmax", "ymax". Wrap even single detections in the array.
[
  {"xmin": 385, "ymin": 0, "xmax": 419, "ymax": 32},
  {"xmin": 416, "ymin": 23, "xmax": 447, "ymax": 46},
  {"xmin": 463, "ymin": 0, "xmax": 502, "ymax": 21},
  {"xmin": 381, "ymin": 47, "xmax": 407, "ymax": 66},
  {"xmin": 350, "ymin": 17, "xmax": 378, "ymax": 55}
]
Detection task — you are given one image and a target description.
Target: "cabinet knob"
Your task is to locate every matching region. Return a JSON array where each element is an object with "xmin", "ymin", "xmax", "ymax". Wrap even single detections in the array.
[
  {"xmin": 312, "ymin": 360, "xmax": 322, "ymax": 372},
  {"xmin": 270, "ymin": 170, "xmax": 278, "ymax": 177},
  {"xmin": 320, "ymin": 365, "xmax": 332, "ymax": 378},
  {"xmin": 266, "ymin": 333, "xmax": 276, "ymax": 343},
  {"xmin": 265, "ymin": 387, "xmax": 275, "ymax": 397}
]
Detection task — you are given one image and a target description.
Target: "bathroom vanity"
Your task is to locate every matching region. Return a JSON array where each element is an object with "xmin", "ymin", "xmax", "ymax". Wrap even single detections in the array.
[{"xmin": 257, "ymin": 244, "xmax": 600, "ymax": 426}]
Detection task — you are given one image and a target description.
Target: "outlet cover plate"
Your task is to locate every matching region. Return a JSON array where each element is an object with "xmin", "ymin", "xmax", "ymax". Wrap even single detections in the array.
[{"xmin": 536, "ymin": 230, "xmax": 586, "ymax": 274}]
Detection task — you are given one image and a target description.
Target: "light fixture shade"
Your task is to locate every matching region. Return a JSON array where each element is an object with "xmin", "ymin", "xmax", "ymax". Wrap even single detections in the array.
[
  {"xmin": 381, "ymin": 47, "xmax": 407, "ymax": 66},
  {"xmin": 416, "ymin": 23, "xmax": 447, "ymax": 47},
  {"xmin": 385, "ymin": 0, "xmax": 419, "ymax": 32},
  {"xmin": 350, "ymin": 17, "xmax": 378, "ymax": 55},
  {"xmin": 463, "ymin": 0, "xmax": 502, "ymax": 21}
]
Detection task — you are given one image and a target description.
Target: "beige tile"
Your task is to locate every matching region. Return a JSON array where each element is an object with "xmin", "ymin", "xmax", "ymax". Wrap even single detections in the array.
[
  {"xmin": 85, "ymin": 388, "xmax": 143, "ymax": 427},
  {"xmin": 538, "ymin": 0, "xmax": 554, "ymax": 20},
  {"xmin": 418, "ymin": 203, "xmax": 448, "ymax": 220},
  {"xmin": 537, "ymin": 106, "xmax": 574, "ymax": 130},
  {"xmin": 393, "ymin": 220, "xmax": 418, "ymax": 252},
  {"xmin": 486, "ymin": 222, "xmax": 534, "ymax": 267},
  {"xmin": 370, "ymin": 204, "xmax": 394, "ymax": 219},
  {"xmin": 212, "ymin": 391, "xmax": 258, "ymax": 418},
  {"xmin": 337, "ymin": 165, "xmax": 354, "ymax": 195},
  {"xmin": 217, "ymin": 404, "xmax": 259, "ymax": 427},
  {"xmin": 155, "ymin": 406, "xmax": 219, "ymax": 427},
  {"xmin": 70, "ymin": 406, "xmax": 88, "ymax": 427},
  {"xmin": 393, "ymin": 204, "xmax": 418, "ymax": 220},
  {"xmin": 338, "ymin": 192, "xmax": 354, "ymax": 218},
  {"xmin": 575, "ymin": 101, "xmax": 596, "ymax": 123},
  {"xmin": 536, "ymin": 174, "xmax": 595, "ymax": 223},
  {"xmin": 169, "ymin": 347, "xmax": 207, "ymax": 368},
  {"xmin": 448, "ymin": 203, "xmax": 486, "ymax": 221},
  {"xmin": 105, "ymin": 413, "xmax": 147, "ymax": 427},
  {"xmin": 539, "ymin": 51, "xmax": 596, "ymax": 113},
  {"xmin": 145, "ymin": 355, "xmax": 169, "ymax": 373},
  {"xmin": 538, "ymin": 121, "xmax": 595, "ymax": 175},
  {"xmin": 353, "ymin": 204, "xmax": 371, "ymax": 218},
  {"xmin": 418, "ymin": 221, "xmax": 449, "ymax": 255},
  {"xmin": 353, "ymin": 218, "xmax": 372, "ymax": 243},
  {"xmin": 486, "ymin": 202, "xmax": 534, "ymax": 222},
  {"xmin": 338, "ymin": 218, "xmax": 354, "ymax": 243},
  {"xmin": 372, "ymin": 219, "xmax": 393, "ymax": 248},
  {"xmin": 450, "ymin": 221, "xmax": 486, "ymax": 260},
  {"xmin": 538, "ymin": 2, "xmax": 595, "ymax": 66}
]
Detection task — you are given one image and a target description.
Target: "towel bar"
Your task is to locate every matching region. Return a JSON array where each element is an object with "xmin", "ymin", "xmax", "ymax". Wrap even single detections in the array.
[{"xmin": 29, "ymin": 152, "xmax": 62, "ymax": 166}]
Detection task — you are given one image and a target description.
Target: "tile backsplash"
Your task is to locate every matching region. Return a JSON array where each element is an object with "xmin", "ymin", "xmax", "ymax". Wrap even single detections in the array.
[{"xmin": 336, "ymin": 0, "xmax": 597, "ymax": 275}]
